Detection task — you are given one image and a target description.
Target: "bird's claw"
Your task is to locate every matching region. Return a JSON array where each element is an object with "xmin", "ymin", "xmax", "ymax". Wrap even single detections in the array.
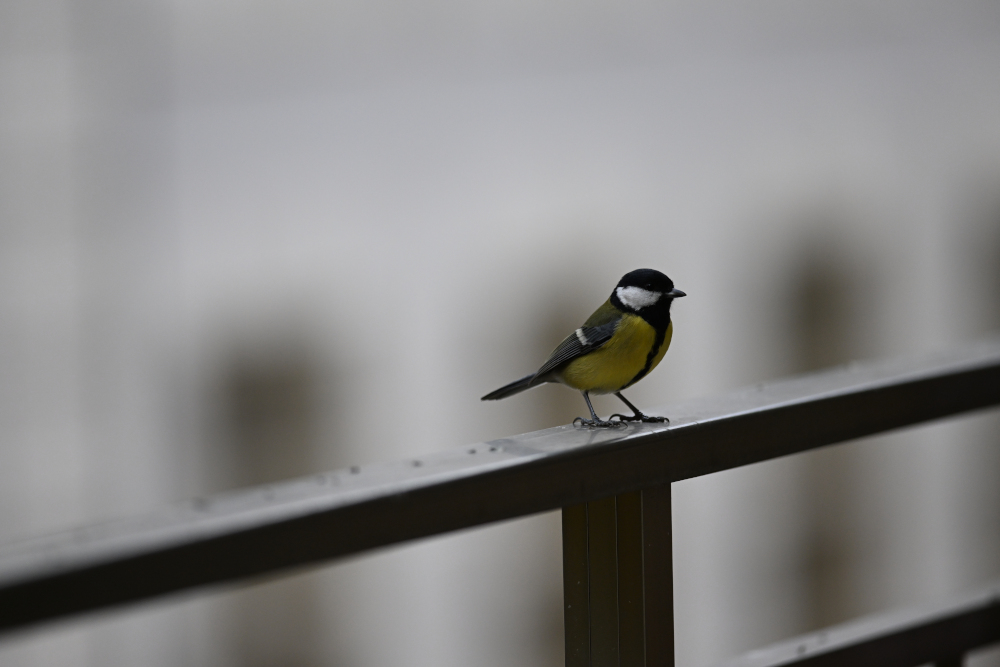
[
  {"xmin": 610, "ymin": 412, "xmax": 669, "ymax": 424},
  {"xmin": 573, "ymin": 416, "xmax": 627, "ymax": 429}
]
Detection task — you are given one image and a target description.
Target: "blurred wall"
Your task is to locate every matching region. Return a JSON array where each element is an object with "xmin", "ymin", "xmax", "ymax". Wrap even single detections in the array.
[{"xmin": 1, "ymin": 1, "xmax": 1000, "ymax": 666}]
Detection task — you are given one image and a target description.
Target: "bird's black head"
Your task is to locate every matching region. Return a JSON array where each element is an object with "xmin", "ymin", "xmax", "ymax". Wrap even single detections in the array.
[
  {"xmin": 611, "ymin": 268, "xmax": 686, "ymax": 323},
  {"xmin": 617, "ymin": 268, "xmax": 675, "ymax": 293}
]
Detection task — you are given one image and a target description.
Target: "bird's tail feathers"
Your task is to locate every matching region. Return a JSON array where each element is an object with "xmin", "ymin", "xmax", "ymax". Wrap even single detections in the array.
[{"xmin": 481, "ymin": 373, "xmax": 541, "ymax": 401}]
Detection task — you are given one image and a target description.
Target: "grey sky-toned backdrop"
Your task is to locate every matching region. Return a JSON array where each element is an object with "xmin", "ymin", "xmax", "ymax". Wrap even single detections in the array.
[{"xmin": 2, "ymin": 2, "xmax": 1000, "ymax": 666}]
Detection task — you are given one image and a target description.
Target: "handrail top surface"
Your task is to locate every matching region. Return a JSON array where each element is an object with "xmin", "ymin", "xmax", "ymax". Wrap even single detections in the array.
[
  {"xmin": 1, "ymin": 338, "xmax": 998, "ymax": 588},
  {"xmin": 0, "ymin": 337, "xmax": 998, "ymax": 635}
]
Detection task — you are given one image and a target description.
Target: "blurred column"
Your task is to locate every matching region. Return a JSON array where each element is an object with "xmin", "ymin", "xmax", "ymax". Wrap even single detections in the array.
[
  {"xmin": 985, "ymin": 208, "xmax": 1000, "ymax": 576},
  {"xmin": 962, "ymin": 201, "xmax": 1000, "ymax": 591},
  {"xmin": 214, "ymin": 341, "xmax": 328, "ymax": 667},
  {"xmin": 977, "ymin": 207, "xmax": 1000, "ymax": 667},
  {"xmin": 787, "ymin": 235, "xmax": 871, "ymax": 630}
]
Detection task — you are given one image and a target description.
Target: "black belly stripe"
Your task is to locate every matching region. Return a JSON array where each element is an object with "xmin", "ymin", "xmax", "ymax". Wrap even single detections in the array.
[{"xmin": 622, "ymin": 325, "xmax": 667, "ymax": 389}]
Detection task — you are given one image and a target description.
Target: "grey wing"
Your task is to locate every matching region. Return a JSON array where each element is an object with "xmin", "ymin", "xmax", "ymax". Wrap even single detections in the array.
[{"xmin": 532, "ymin": 320, "xmax": 619, "ymax": 380}]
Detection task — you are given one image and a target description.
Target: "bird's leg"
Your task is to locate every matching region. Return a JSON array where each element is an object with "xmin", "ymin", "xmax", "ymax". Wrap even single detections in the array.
[
  {"xmin": 573, "ymin": 391, "xmax": 621, "ymax": 428},
  {"xmin": 610, "ymin": 391, "xmax": 669, "ymax": 423}
]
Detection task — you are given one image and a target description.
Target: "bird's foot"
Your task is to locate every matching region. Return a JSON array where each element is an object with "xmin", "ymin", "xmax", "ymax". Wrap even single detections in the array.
[
  {"xmin": 610, "ymin": 412, "xmax": 669, "ymax": 424},
  {"xmin": 573, "ymin": 416, "xmax": 627, "ymax": 429}
]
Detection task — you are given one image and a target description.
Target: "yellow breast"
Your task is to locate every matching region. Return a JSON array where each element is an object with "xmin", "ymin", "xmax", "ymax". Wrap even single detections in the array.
[{"xmin": 558, "ymin": 317, "xmax": 672, "ymax": 394}]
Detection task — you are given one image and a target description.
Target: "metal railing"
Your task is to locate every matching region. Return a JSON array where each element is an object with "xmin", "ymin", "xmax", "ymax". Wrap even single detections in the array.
[{"xmin": 1, "ymin": 338, "xmax": 999, "ymax": 666}]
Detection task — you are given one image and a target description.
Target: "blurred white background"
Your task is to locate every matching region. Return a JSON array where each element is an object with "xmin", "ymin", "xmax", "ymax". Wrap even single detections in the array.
[{"xmin": 1, "ymin": 1, "xmax": 1000, "ymax": 665}]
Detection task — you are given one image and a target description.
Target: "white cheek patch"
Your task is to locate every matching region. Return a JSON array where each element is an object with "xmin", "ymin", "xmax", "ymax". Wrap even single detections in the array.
[{"xmin": 616, "ymin": 286, "xmax": 662, "ymax": 310}]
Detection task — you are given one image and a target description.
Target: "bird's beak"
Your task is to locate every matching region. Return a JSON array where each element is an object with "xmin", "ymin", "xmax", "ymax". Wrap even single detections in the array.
[{"xmin": 667, "ymin": 288, "xmax": 686, "ymax": 298}]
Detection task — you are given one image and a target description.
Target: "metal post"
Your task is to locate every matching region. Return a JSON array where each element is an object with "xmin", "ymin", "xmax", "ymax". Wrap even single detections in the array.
[
  {"xmin": 935, "ymin": 656, "xmax": 964, "ymax": 667},
  {"xmin": 564, "ymin": 503, "xmax": 591, "ymax": 667},
  {"xmin": 562, "ymin": 484, "xmax": 674, "ymax": 667},
  {"xmin": 640, "ymin": 485, "xmax": 674, "ymax": 666}
]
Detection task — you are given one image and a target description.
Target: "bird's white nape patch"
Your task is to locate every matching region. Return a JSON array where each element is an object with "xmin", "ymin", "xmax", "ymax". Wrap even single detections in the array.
[
  {"xmin": 616, "ymin": 286, "xmax": 662, "ymax": 310},
  {"xmin": 575, "ymin": 328, "xmax": 589, "ymax": 345}
]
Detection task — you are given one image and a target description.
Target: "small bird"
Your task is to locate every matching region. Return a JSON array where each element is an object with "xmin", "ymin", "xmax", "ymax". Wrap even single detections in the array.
[{"xmin": 482, "ymin": 268, "xmax": 685, "ymax": 427}]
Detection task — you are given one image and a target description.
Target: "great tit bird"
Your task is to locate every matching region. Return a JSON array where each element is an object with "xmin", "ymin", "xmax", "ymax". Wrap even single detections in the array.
[{"xmin": 482, "ymin": 268, "xmax": 685, "ymax": 427}]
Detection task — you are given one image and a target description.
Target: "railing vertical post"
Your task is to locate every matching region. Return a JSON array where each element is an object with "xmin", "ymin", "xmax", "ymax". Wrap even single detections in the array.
[
  {"xmin": 589, "ymin": 496, "xmax": 622, "ymax": 663},
  {"xmin": 640, "ymin": 484, "xmax": 674, "ymax": 666},
  {"xmin": 563, "ymin": 503, "xmax": 591, "ymax": 667},
  {"xmin": 934, "ymin": 656, "xmax": 964, "ymax": 667},
  {"xmin": 617, "ymin": 491, "xmax": 646, "ymax": 667},
  {"xmin": 562, "ymin": 484, "xmax": 674, "ymax": 667}
]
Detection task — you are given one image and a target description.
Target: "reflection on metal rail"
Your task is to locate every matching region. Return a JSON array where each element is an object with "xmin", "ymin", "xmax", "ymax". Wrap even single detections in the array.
[{"xmin": 1, "ymin": 339, "xmax": 999, "ymax": 666}]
